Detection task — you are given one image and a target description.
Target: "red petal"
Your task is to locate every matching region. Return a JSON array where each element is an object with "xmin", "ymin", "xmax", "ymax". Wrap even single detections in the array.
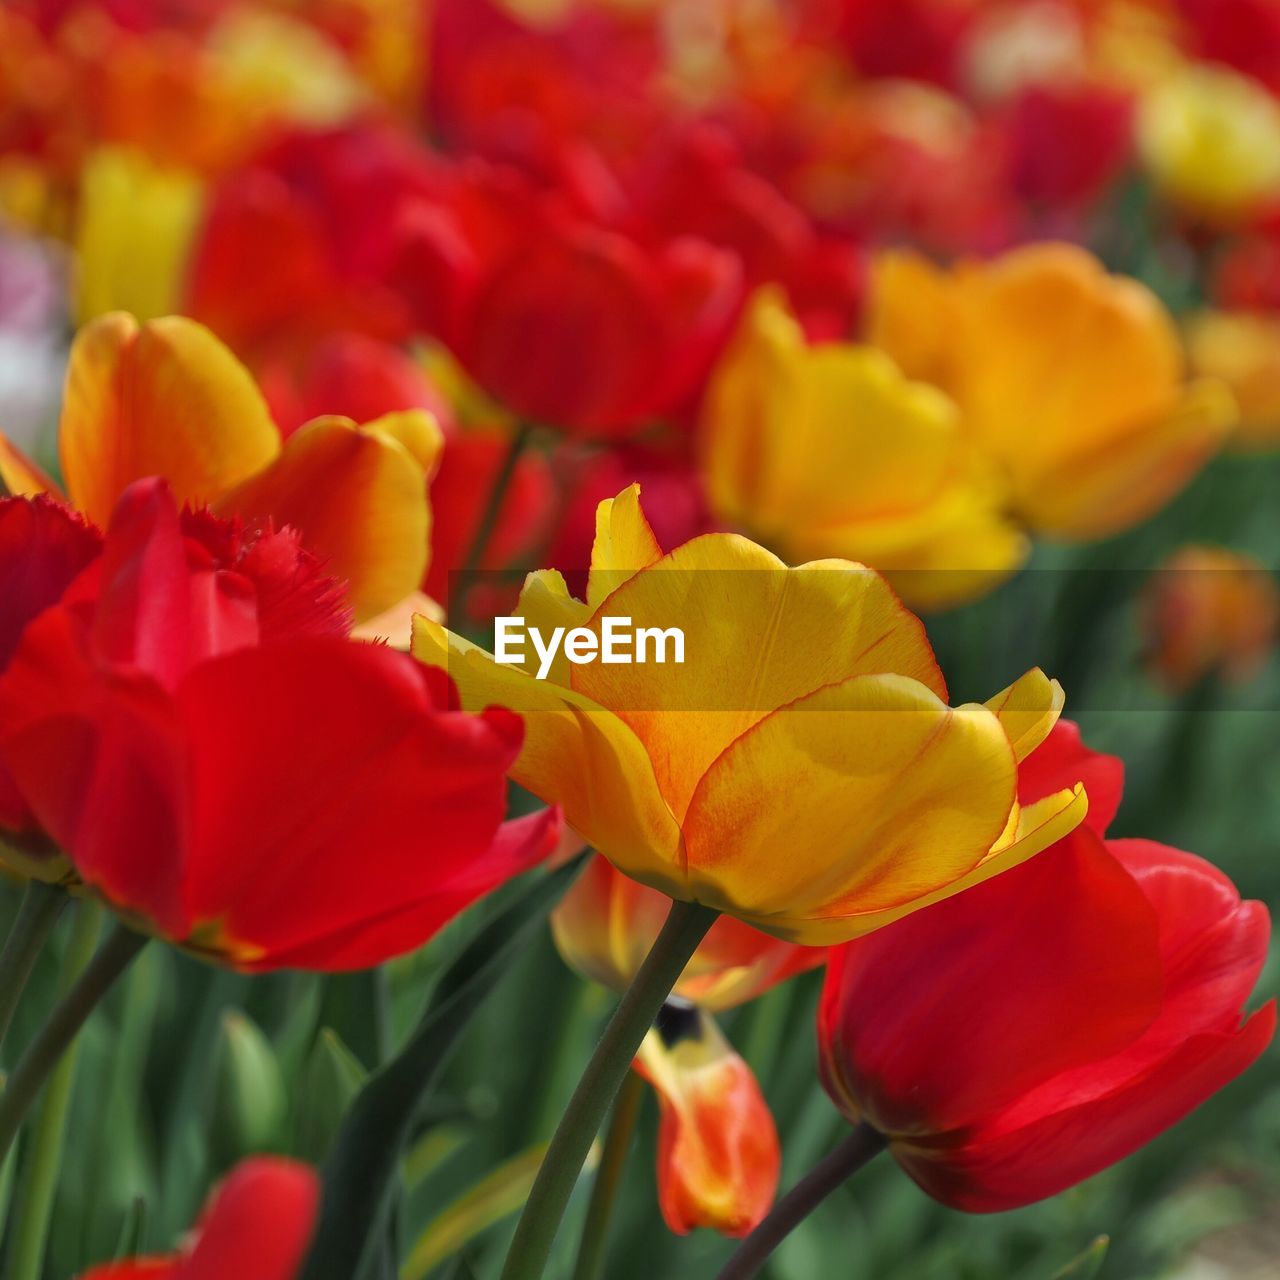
[
  {"xmin": 1018, "ymin": 719, "xmax": 1123, "ymax": 834},
  {"xmin": 174, "ymin": 639, "xmax": 529, "ymax": 967},
  {"xmin": 898, "ymin": 1003, "xmax": 1276, "ymax": 1212},
  {"xmin": 818, "ymin": 829, "xmax": 1164, "ymax": 1136},
  {"xmin": 0, "ymin": 495, "xmax": 101, "ymax": 670}
]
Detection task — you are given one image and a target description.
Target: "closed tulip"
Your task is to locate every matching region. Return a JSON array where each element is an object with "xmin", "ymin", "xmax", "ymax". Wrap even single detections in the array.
[
  {"xmin": 701, "ymin": 288, "xmax": 1026, "ymax": 610},
  {"xmin": 819, "ymin": 724, "xmax": 1273, "ymax": 1212},
  {"xmin": 415, "ymin": 484, "xmax": 1086, "ymax": 944}
]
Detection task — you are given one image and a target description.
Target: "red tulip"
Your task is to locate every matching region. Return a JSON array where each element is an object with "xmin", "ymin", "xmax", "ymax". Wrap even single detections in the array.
[
  {"xmin": 79, "ymin": 1157, "xmax": 318, "ymax": 1280},
  {"xmin": 0, "ymin": 495, "xmax": 102, "ymax": 846},
  {"xmin": 819, "ymin": 724, "xmax": 1273, "ymax": 1212},
  {"xmin": 1178, "ymin": 0, "xmax": 1280, "ymax": 95},
  {"xmin": 0, "ymin": 478, "xmax": 559, "ymax": 970}
]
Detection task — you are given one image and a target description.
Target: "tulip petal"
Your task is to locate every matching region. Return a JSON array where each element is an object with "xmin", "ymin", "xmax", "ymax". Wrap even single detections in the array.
[
  {"xmin": 572, "ymin": 530, "xmax": 945, "ymax": 822},
  {"xmin": 680, "ymin": 674, "xmax": 1017, "ymax": 939},
  {"xmin": 1020, "ymin": 719, "xmax": 1123, "ymax": 833},
  {"xmin": 61, "ymin": 313, "xmax": 280, "ymax": 526},
  {"xmin": 0, "ymin": 435, "xmax": 61, "ymax": 501},
  {"xmin": 174, "ymin": 638, "xmax": 524, "ymax": 967},
  {"xmin": 899, "ymin": 1002, "xmax": 1275, "ymax": 1212},
  {"xmin": 219, "ymin": 415, "xmax": 431, "ymax": 622},
  {"xmin": 412, "ymin": 616, "xmax": 684, "ymax": 894},
  {"xmin": 984, "ymin": 668, "xmax": 1065, "ymax": 763},
  {"xmin": 634, "ymin": 1009, "xmax": 779, "ymax": 1237},
  {"xmin": 819, "ymin": 830, "xmax": 1165, "ymax": 1138},
  {"xmin": 586, "ymin": 482, "xmax": 663, "ymax": 608},
  {"xmin": 1014, "ymin": 379, "xmax": 1235, "ymax": 540}
]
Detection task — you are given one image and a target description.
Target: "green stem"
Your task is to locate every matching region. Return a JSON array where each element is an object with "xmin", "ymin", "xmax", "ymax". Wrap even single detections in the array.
[
  {"xmin": 713, "ymin": 1123, "xmax": 888, "ymax": 1280},
  {"xmin": 0, "ymin": 922, "xmax": 148, "ymax": 1168},
  {"xmin": 0, "ymin": 882, "xmax": 67, "ymax": 1061},
  {"xmin": 570, "ymin": 1068, "xmax": 645, "ymax": 1280},
  {"xmin": 500, "ymin": 899, "xmax": 718, "ymax": 1280},
  {"xmin": 8, "ymin": 902, "xmax": 102, "ymax": 1280},
  {"xmin": 454, "ymin": 421, "xmax": 534, "ymax": 610}
]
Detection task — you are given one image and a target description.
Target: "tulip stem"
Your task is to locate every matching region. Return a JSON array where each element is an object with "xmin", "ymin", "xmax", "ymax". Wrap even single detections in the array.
[
  {"xmin": 570, "ymin": 1067, "xmax": 646, "ymax": 1280},
  {"xmin": 456, "ymin": 420, "xmax": 535, "ymax": 609},
  {"xmin": 713, "ymin": 1122, "xmax": 888, "ymax": 1280},
  {"xmin": 0, "ymin": 921, "xmax": 148, "ymax": 1168},
  {"xmin": 8, "ymin": 901, "xmax": 102, "ymax": 1280},
  {"xmin": 0, "ymin": 882, "xmax": 67, "ymax": 1062},
  {"xmin": 499, "ymin": 898, "xmax": 718, "ymax": 1280}
]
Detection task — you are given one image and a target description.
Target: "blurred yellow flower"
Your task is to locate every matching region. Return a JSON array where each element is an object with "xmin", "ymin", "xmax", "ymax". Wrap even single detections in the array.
[
  {"xmin": 701, "ymin": 289, "xmax": 1026, "ymax": 609},
  {"xmin": 413, "ymin": 484, "xmax": 1087, "ymax": 944},
  {"xmin": 1185, "ymin": 309, "xmax": 1280, "ymax": 450},
  {"xmin": 868, "ymin": 242, "xmax": 1235, "ymax": 541},
  {"xmin": 1138, "ymin": 64, "xmax": 1280, "ymax": 224},
  {"xmin": 74, "ymin": 148, "xmax": 203, "ymax": 326}
]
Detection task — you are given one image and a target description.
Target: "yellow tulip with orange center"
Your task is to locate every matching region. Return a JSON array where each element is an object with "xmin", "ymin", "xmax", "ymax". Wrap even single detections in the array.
[
  {"xmin": 414, "ymin": 484, "xmax": 1087, "ymax": 944},
  {"xmin": 867, "ymin": 241, "xmax": 1232, "ymax": 542},
  {"xmin": 701, "ymin": 289, "xmax": 1027, "ymax": 610},
  {"xmin": 0, "ymin": 312, "xmax": 439, "ymax": 622}
]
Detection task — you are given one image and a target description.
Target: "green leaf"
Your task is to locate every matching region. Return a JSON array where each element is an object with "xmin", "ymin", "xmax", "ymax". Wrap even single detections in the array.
[
  {"xmin": 211, "ymin": 1010, "xmax": 287, "ymax": 1168},
  {"xmin": 1049, "ymin": 1236, "xmax": 1110, "ymax": 1280},
  {"xmin": 296, "ymin": 860, "xmax": 581, "ymax": 1280},
  {"xmin": 402, "ymin": 1143, "xmax": 547, "ymax": 1280},
  {"xmin": 293, "ymin": 1028, "xmax": 369, "ymax": 1165}
]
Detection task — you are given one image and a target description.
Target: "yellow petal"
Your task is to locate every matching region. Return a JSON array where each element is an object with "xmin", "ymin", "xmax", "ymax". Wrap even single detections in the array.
[
  {"xmin": 570, "ymin": 532, "xmax": 945, "ymax": 821},
  {"xmin": 984, "ymin": 668, "xmax": 1065, "ymax": 763},
  {"xmin": 586, "ymin": 483, "xmax": 664, "ymax": 609},
  {"xmin": 61, "ymin": 312, "xmax": 280, "ymax": 526},
  {"xmin": 777, "ymin": 783, "xmax": 1089, "ymax": 945},
  {"xmin": 411, "ymin": 616, "xmax": 684, "ymax": 893},
  {"xmin": 865, "ymin": 250, "xmax": 957, "ymax": 387},
  {"xmin": 219, "ymin": 414, "xmax": 430, "ymax": 622},
  {"xmin": 679, "ymin": 673, "xmax": 1018, "ymax": 938},
  {"xmin": 1011, "ymin": 378, "xmax": 1235, "ymax": 540},
  {"xmin": 0, "ymin": 435, "xmax": 61, "ymax": 500}
]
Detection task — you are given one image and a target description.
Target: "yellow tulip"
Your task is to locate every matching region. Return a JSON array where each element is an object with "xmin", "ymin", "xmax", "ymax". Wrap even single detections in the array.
[
  {"xmin": 868, "ymin": 242, "xmax": 1235, "ymax": 541},
  {"xmin": 1138, "ymin": 64, "xmax": 1280, "ymax": 224},
  {"xmin": 413, "ymin": 485, "xmax": 1087, "ymax": 944},
  {"xmin": 1185, "ymin": 309, "xmax": 1280, "ymax": 450},
  {"xmin": 0, "ymin": 312, "xmax": 441, "ymax": 621},
  {"xmin": 701, "ymin": 289, "xmax": 1026, "ymax": 610}
]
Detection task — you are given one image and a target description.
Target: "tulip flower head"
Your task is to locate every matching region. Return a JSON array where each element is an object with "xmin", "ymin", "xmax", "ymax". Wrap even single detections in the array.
[
  {"xmin": 79, "ymin": 1156, "xmax": 319, "ymax": 1280},
  {"xmin": 1141, "ymin": 545, "xmax": 1280, "ymax": 692},
  {"xmin": 868, "ymin": 242, "xmax": 1235, "ymax": 542},
  {"xmin": 553, "ymin": 855, "xmax": 812, "ymax": 1235},
  {"xmin": 415, "ymin": 483, "xmax": 1086, "ymax": 943},
  {"xmin": 819, "ymin": 724, "xmax": 1274, "ymax": 1211},
  {"xmin": 0, "ymin": 311, "xmax": 441, "ymax": 621},
  {"xmin": 0, "ymin": 479, "xmax": 558, "ymax": 970}
]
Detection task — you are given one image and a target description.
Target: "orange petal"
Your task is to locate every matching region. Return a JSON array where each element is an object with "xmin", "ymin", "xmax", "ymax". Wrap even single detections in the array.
[
  {"xmin": 60, "ymin": 312, "xmax": 280, "ymax": 525},
  {"xmin": 219, "ymin": 414, "xmax": 433, "ymax": 622}
]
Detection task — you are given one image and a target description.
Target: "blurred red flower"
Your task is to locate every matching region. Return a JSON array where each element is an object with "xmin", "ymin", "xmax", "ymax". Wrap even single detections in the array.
[
  {"xmin": 0, "ymin": 478, "xmax": 558, "ymax": 969},
  {"xmin": 819, "ymin": 722, "xmax": 1274, "ymax": 1211},
  {"xmin": 79, "ymin": 1156, "xmax": 318, "ymax": 1280}
]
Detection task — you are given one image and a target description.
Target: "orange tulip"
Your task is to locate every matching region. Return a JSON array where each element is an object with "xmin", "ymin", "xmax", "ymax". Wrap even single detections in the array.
[
  {"xmin": 1142, "ymin": 546, "xmax": 1280, "ymax": 692},
  {"xmin": 867, "ymin": 242, "xmax": 1235, "ymax": 541},
  {"xmin": 0, "ymin": 312, "xmax": 440, "ymax": 621}
]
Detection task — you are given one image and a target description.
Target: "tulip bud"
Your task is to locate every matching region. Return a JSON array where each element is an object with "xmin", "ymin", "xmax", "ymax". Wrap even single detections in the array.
[
  {"xmin": 293, "ymin": 1028, "xmax": 368, "ymax": 1164},
  {"xmin": 212, "ymin": 1011, "xmax": 287, "ymax": 1169},
  {"xmin": 633, "ymin": 1002, "xmax": 779, "ymax": 1237},
  {"xmin": 1142, "ymin": 546, "xmax": 1280, "ymax": 692}
]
